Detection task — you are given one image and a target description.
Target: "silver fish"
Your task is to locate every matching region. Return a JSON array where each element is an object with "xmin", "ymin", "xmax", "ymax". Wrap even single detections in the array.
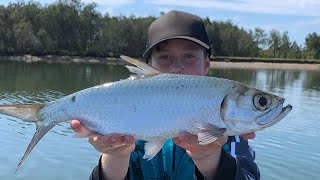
[{"xmin": 0, "ymin": 55, "xmax": 292, "ymax": 172}]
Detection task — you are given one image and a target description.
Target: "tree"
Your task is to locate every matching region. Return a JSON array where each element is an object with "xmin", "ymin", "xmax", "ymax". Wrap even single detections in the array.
[
  {"xmin": 204, "ymin": 18, "xmax": 222, "ymax": 56},
  {"xmin": 13, "ymin": 21, "xmax": 41, "ymax": 54},
  {"xmin": 79, "ymin": 3, "xmax": 102, "ymax": 55},
  {"xmin": 252, "ymin": 27, "xmax": 267, "ymax": 50},
  {"xmin": 0, "ymin": 5, "xmax": 14, "ymax": 54},
  {"xmin": 268, "ymin": 30, "xmax": 281, "ymax": 58},
  {"xmin": 289, "ymin": 41, "xmax": 302, "ymax": 59},
  {"xmin": 305, "ymin": 32, "xmax": 320, "ymax": 59},
  {"xmin": 0, "ymin": 0, "xmax": 315, "ymax": 60},
  {"xmin": 280, "ymin": 31, "xmax": 291, "ymax": 58}
]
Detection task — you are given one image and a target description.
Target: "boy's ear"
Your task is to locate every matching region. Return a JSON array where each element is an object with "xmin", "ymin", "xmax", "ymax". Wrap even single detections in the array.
[{"xmin": 203, "ymin": 56, "xmax": 210, "ymax": 75}]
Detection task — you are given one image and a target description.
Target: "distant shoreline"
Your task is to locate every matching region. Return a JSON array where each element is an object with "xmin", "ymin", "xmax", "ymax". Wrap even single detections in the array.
[
  {"xmin": 0, "ymin": 55, "xmax": 125, "ymax": 65},
  {"xmin": 210, "ymin": 61, "xmax": 320, "ymax": 70},
  {"xmin": 1, "ymin": 55, "xmax": 319, "ymax": 70}
]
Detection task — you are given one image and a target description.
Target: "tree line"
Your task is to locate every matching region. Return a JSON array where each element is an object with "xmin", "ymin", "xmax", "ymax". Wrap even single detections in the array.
[{"xmin": 0, "ymin": 0, "xmax": 319, "ymax": 60}]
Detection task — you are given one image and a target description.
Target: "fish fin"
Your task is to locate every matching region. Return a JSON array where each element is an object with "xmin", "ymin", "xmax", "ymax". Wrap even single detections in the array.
[
  {"xmin": 0, "ymin": 104, "xmax": 44, "ymax": 122},
  {"xmin": 0, "ymin": 104, "xmax": 56, "ymax": 173},
  {"xmin": 198, "ymin": 123, "xmax": 226, "ymax": 145},
  {"xmin": 124, "ymin": 66, "xmax": 147, "ymax": 80},
  {"xmin": 143, "ymin": 139, "xmax": 166, "ymax": 160},
  {"xmin": 0, "ymin": 104, "xmax": 60, "ymax": 173},
  {"xmin": 15, "ymin": 122, "xmax": 56, "ymax": 173},
  {"xmin": 124, "ymin": 65, "xmax": 146, "ymax": 75},
  {"xmin": 120, "ymin": 55, "xmax": 161, "ymax": 75}
]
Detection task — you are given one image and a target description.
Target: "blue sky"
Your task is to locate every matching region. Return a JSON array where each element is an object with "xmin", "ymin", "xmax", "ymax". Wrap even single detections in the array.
[{"xmin": 1, "ymin": 0, "xmax": 320, "ymax": 46}]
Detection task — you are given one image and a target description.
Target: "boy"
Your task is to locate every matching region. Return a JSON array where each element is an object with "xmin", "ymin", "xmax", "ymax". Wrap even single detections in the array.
[{"xmin": 72, "ymin": 10, "xmax": 260, "ymax": 179}]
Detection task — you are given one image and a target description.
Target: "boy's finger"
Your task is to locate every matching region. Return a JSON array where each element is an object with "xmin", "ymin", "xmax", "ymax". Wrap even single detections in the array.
[
  {"xmin": 178, "ymin": 132, "xmax": 199, "ymax": 146},
  {"xmin": 240, "ymin": 132, "xmax": 256, "ymax": 140},
  {"xmin": 71, "ymin": 120, "xmax": 82, "ymax": 132}
]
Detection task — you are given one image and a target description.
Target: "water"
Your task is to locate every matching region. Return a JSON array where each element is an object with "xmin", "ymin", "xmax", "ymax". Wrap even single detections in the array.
[{"xmin": 0, "ymin": 61, "xmax": 319, "ymax": 180}]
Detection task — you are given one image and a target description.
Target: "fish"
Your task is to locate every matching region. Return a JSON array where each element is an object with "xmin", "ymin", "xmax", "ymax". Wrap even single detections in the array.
[{"xmin": 0, "ymin": 55, "xmax": 292, "ymax": 172}]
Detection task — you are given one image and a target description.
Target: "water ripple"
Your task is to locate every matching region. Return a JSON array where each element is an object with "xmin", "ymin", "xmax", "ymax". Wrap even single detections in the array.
[{"xmin": 0, "ymin": 90, "xmax": 65, "ymax": 104}]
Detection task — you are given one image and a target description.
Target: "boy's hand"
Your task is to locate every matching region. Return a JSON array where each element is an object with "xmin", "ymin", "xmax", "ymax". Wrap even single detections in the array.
[
  {"xmin": 71, "ymin": 120, "xmax": 136, "ymax": 158},
  {"xmin": 172, "ymin": 132, "xmax": 255, "ymax": 160},
  {"xmin": 172, "ymin": 132, "xmax": 227, "ymax": 161},
  {"xmin": 172, "ymin": 132, "xmax": 256, "ymax": 179},
  {"xmin": 240, "ymin": 132, "xmax": 256, "ymax": 140}
]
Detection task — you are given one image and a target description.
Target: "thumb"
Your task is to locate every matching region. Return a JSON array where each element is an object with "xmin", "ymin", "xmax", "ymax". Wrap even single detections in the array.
[
  {"xmin": 71, "ymin": 120, "xmax": 83, "ymax": 132},
  {"xmin": 71, "ymin": 120, "xmax": 100, "ymax": 138}
]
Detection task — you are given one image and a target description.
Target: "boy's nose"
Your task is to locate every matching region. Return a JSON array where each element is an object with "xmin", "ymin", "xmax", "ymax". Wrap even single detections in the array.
[
  {"xmin": 169, "ymin": 61, "xmax": 184, "ymax": 74},
  {"xmin": 170, "ymin": 68, "xmax": 183, "ymax": 74}
]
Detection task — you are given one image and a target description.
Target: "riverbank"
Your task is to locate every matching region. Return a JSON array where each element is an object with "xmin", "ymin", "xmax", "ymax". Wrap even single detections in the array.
[
  {"xmin": 1, "ymin": 55, "xmax": 320, "ymax": 70},
  {"xmin": 0, "ymin": 55, "xmax": 124, "ymax": 65},
  {"xmin": 210, "ymin": 61, "xmax": 320, "ymax": 70}
]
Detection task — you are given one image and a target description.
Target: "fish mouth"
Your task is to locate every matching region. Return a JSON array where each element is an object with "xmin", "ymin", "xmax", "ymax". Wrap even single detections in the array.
[
  {"xmin": 258, "ymin": 102, "xmax": 292, "ymax": 127},
  {"xmin": 272, "ymin": 104, "xmax": 292, "ymax": 124}
]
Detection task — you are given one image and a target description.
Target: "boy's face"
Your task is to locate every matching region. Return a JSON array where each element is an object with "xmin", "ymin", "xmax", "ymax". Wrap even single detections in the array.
[{"xmin": 150, "ymin": 39, "xmax": 210, "ymax": 76}]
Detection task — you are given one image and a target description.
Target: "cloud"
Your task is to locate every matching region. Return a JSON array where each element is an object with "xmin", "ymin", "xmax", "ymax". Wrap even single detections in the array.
[
  {"xmin": 102, "ymin": 7, "xmax": 114, "ymax": 16},
  {"xmin": 157, "ymin": 7, "xmax": 172, "ymax": 14},
  {"xmin": 294, "ymin": 18, "xmax": 320, "ymax": 27},
  {"xmin": 148, "ymin": 0, "xmax": 320, "ymax": 16},
  {"xmin": 81, "ymin": 0, "xmax": 134, "ymax": 16}
]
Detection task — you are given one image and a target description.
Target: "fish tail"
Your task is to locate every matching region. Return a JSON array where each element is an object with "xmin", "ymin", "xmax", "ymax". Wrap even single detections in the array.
[
  {"xmin": 15, "ymin": 122, "xmax": 55, "ymax": 173},
  {"xmin": 0, "ymin": 104, "xmax": 54, "ymax": 173}
]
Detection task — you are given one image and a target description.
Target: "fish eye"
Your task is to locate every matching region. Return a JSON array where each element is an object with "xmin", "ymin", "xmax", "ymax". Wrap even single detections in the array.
[{"xmin": 253, "ymin": 93, "xmax": 272, "ymax": 111}]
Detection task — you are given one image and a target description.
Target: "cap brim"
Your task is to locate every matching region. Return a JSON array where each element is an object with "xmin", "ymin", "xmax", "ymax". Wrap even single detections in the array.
[{"xmin": 143, "ymin": 36, "xmax": 210, "ymax": 58}]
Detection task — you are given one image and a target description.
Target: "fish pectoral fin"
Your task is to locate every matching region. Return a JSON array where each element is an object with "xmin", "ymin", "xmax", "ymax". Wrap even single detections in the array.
[
  {"xmin": 198, "ymin": 123, "xmax": 226, "ymax": 145},
  {"xmin": 143, "ymin": 139, "xmax": 166, "ymax": 160},
  {"xmin": 121, "ymin": 55, "xmax": 161, "ymax": 75}
]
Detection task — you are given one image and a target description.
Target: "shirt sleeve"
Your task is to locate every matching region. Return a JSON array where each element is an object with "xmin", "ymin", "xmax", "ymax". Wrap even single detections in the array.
[
  {"xmin": 89, "ymin": 155, "xmax": 103, "ymax": 180},
  {"xmin": 194, "ymin": 136, "xmax": 260, "ymax": 180}
]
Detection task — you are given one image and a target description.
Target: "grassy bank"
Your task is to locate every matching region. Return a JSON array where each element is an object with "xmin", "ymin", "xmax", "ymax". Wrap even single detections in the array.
[
  {"xmin": 0, "ymin": 55, "xmax": 125, "ymax": 65},
  {"xmin": 1, "ymin": 55, "xmax": 320, "ymax": 65},
  {"xmin": 212, "ymin": 56, "xmax": 320, "ymax": 64}
]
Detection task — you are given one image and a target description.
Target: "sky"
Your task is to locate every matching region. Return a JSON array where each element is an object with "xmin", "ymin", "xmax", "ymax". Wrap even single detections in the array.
[{"xmin": 1, "ymin": 0, "xmax": 320, "ymax": 46}]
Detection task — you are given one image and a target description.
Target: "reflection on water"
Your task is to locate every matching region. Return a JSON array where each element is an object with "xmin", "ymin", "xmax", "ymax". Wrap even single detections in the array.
[
  {"xmin": 208, "ymin": 68, "xmax": 320, "ymax": 92},
  {"xmin": 0, "ymin": 61, "xmax": 130, "ymax": 94},
  {"xmin": 0, "ymin": 61, "xmax": 319, "ymax": 180}
]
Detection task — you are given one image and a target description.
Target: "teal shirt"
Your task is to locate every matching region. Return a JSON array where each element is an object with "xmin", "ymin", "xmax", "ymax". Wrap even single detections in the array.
[{"xmin": 128, "ymin": 137, "xmax": 234, "ymax": 179}]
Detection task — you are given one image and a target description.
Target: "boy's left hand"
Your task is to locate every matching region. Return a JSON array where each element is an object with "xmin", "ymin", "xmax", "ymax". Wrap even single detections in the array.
[
  {"xmin": 172, "ymin": 132, "xmax": 256, "ymax": 160},
  {"xmin": 172, "ymin": 132, "xmax": 227, "ymax": 161},
  {"xmin": 172, "ymin": 132, "xmax": 255, "ymax": 178}
]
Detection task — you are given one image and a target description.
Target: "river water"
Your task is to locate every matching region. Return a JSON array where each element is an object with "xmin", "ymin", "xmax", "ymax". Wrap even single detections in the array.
[{"xmin": 0, "ymin": 61, "xmax": 319, "ymax": 180}]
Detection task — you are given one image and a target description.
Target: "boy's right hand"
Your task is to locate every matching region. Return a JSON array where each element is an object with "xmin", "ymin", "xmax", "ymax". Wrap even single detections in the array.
[{"xmin": 71, "ymin": 120, "xmax": 136, "ymax": 158}]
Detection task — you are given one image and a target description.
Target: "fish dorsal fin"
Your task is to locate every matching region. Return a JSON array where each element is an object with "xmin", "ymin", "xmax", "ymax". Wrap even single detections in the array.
[{"xmin": 120, "ymin": 55, "xmax": 161, "ymax": 75}]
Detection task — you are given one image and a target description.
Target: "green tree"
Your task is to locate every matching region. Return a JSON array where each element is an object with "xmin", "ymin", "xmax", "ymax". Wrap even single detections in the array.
[
  {"xmin": 0, "ymin": 0, "xmax": 317, "ymax": 60},
  {"xmin": 280, "ymin": 31, "xmax": 291, "ymax": 58},
  {"xmin": 204, "ymin": 18, "xmax": 222, "ymax": 56},
  {"xmin": 252, "ymin": 27, "xmax": 267, "ymax": 50},
  {"xmin": 0, "ymin": 5, "xmax": 14, "ymax": 54},
  {"xmin": 288, "ymin": 41, "xmax": 302, "ymax": 59},
  {"xmin": 13, "ymin": 21, "xmax": 41, "ymax": 54},
  {"xmin": 79, "ymin": 3, "xmax": 102, "ymax": 55},
  {"xmin": 305, "ymin": 32, "xmax": 320, "ymax": 59},
  {"xmin": 268, "ymin": 29, "xmax": 281, "ymax": 58}
]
